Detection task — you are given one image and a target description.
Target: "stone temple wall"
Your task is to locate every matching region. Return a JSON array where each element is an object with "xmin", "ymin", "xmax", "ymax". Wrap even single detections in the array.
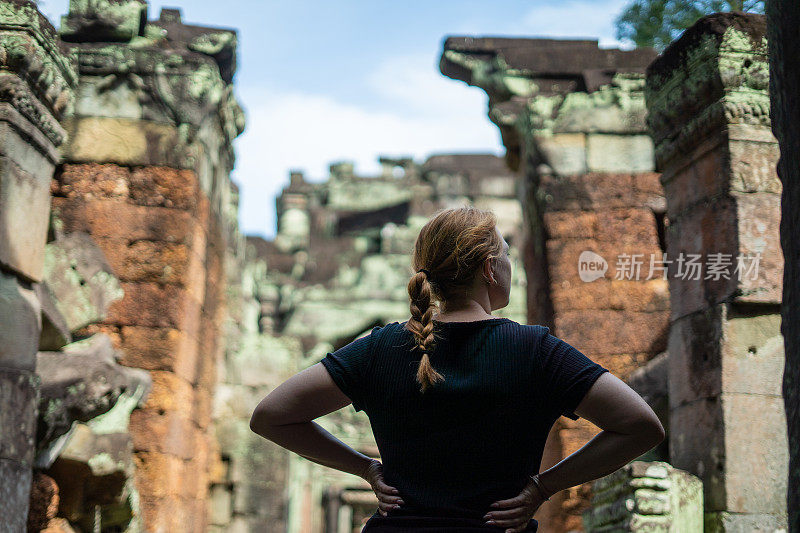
[
  {"xmin": 0, "ymin": 0, "xmax": 250, "ymax": 531},
  {"xmin": 440, "ymin": 38, "xmax": 672, "ymax": 531}
]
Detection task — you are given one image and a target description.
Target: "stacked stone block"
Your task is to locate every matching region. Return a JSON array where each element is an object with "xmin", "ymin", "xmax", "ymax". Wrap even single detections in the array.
[
  {"xmin": 50, "ymin": 163, "xmax": 221, "ymax": 530},
  {"xmin": 582, "ymin": 461, "xmax": 703, "ymax": 532},
  {"xmin": 33, "ymin": 1, "xmax": 247, "ymax": 530},
  {"xmin": 645, "ymin": 13, "xmax": 787, "ymax": 531}
]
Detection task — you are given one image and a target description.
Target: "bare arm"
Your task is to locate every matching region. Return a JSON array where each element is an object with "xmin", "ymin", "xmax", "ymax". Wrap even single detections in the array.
[
  {"xmin": 249, "ymin": 363, "xmax": 404, "ymax": 515},
  {"xmin": 536, "ymin": 371, "xmax": 665, "ymax": 495}
]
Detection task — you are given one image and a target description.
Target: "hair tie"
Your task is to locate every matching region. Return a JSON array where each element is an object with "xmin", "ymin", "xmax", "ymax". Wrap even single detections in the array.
[{"xmin": 417, "ymin": 268, "xmax": 431, "ymax": 277}]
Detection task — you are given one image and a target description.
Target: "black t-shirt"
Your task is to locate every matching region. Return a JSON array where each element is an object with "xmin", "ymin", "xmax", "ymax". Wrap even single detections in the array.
[{"xmin": 320, "ymin": 318, "xmax": 609, "ymax": 520}]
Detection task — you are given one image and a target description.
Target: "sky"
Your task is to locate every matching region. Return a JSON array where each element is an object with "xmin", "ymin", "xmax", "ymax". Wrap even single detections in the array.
[{"xmin": 41, "ymin": 0, "xmax": 632, "ymax": 239}]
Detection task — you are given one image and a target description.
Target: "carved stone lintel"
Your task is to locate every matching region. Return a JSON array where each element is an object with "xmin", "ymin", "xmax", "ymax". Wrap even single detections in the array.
[
  {"xmin": 645, "ymin": 12, "xmax": 769, "ymax": 170},
  {"xmin": 0, "ymin": 1, "xmax": 77, "ymax": 122}
]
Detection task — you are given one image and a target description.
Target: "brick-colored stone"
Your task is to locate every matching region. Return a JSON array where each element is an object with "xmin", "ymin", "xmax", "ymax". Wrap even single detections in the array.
[
  {"xmin": 52, "ymin": 163, "xmax": 130, "ymax": 201},
  {"xmin": 546, "ymin": 238, "xmax": 660, "ymax": 284},
  {"xmin": 595, "ymin": 207, "xmax": 661, "ymax": 247},
  {"xmin": 129, "ymin": 409, "xmax": 196, "ymax": 460},
  {"xmin": 104, "ymin": 282, "xmax": 202, "ymax": 337},
  {"xmin": 143, "ymin": 371, "xmax": 194, "ymax": 414},
  {"xmin": 117, "ymin": 326, "xmax": 199, "ymax": 383},
  {"xmin": 129, "ymin": 167, "xmax": 199, "ymax": 210},
  {"xmin": 51, "ymin": 197, "xmax": 196, "ymax": 244},
  {"xmin": 555, "ymin": 309, "xmax": 670, "ymax": 358},
  {"xmin": 550, "ymin": 278, "xmax": 670, "ymax": 313},
  {"xmin": 543, "ymin": 211, "xmax": 597, "ymax": 239},
  {"xmin": 26, "ymin": 472, "xmax": 59, "ymax": 531},
  {"xmin": 543, "ymin": 173, "xmax": 662, "ymax": 211},
  {"xmin": 94, "ymin": 237, "xmax": 193, "ymax": 285}
]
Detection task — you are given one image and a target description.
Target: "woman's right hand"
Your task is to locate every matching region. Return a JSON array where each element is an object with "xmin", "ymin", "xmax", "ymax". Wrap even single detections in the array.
[{"xmin": 483, "ymin": 478, "xmax": 548, "ymax": 532}]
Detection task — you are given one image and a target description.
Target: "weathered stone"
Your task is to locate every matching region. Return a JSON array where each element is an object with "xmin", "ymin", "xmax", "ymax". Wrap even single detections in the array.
[
  {"xmin": 0, "ymin": 368, "xmax": 40, "ymax": 465},
  {"xmin": 0, "ymin": 269, "xmax": 42, "ymax": 370},
  {"xmin": 0, "ymin": 151, "xmax": 54, "ymax": 281},
  {"xmin": 0, "ymin": 458, "xmax": 32, "ymax": 533},
  {"xmin": 117, "ymin": 326, "xmax": 199, "ymax": 383},
  {"xmin": 36, "ymin": 281, "xmax": 73, "ymax": 351},
  {"xmin": 51, "ymin": 197, "xmax": 196, "ymax": 243},
  {"xmin": 129, "ymin": 409, "xmax": 197, "ymax": 459},
  {"xmin": 42, "ymin": 232, "xmax": 124, "ymax": 334},
  {"xmin": 35, "ymin": 334, "xmax": 151, "ymax": 451},
  {"xmin": 94, "ymin": 237, "xmax": 194, "ymax": 285},
  {"xmin": 62, "ymin": 117, "xmax": 186, "ymax": 168},
  {"xmin": 52, "ymin": 163, "xmax": 130, "ymax": 201},
  {"xmin": 27, "ymin": 472, "xmax": 59, "ymax": 532},
  {"xmin": 646, "ymin": 14, "xmax": 770, "ymax": 172},
  {"xmin": 0, "ymin": 368, "xmax": 39, "ymax": 531},
  {"xmin": 60, "ymin": 0, "xmax": 148, "ymax": 43},
  {"xmin": 586, "ymin": 134, "xmax": 654, "ymax": 173},
  {"xmin": 209, "ymin": 484, "xmax": 232, "ymax": 526},
  {"xmin": 105, "ymin": 282, "xmax": 202, "ymax": 336},
  {"xmin": 583, "ymin": 461, "xmax": 703, "ymax": 532},
  {"xmin": 129, "ymin": 166, "xmax": 199, "ymax": 209},
  {"xmin": 648, "ymin": 14, "xmax": 788, "ymax": 528}
]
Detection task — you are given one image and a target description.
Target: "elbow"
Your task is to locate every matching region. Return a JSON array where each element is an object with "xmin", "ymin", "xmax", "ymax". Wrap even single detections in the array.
[
  {"xmin": 640, "ymin": 417, "xmax": 666, "ymax": 448},
  {"xmin": 249, "ymin": 403, "xmax": 278, "ymax": 437},
  {"xmin": 624, "ymin": 415, "xmax": 665, "ymax": 449}
]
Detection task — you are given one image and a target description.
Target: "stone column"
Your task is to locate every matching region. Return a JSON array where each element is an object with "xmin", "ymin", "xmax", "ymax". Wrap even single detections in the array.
[
  {"xmin": 49, "ymin": 2, "xmax": 244, "ymax": 530},
  {"xmin": 646, "ymin": 13, "xmax": 787, "ymax": 531},
  {"xmin": 441, "ymin": 38, "xmax": 669, "ymax": 532},
  {"xmin": 0, "ymin": 1, "xmax": 75, "ymax": 529},
  {"xmin": 766, "ymin": 1, "xmax": 800, "ymax": 530}
]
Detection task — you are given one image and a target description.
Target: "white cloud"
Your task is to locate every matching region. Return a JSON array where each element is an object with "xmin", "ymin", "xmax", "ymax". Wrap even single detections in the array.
[{"xmin": 234, "ymin": 56, "xmax": 502, "ymax": 239}]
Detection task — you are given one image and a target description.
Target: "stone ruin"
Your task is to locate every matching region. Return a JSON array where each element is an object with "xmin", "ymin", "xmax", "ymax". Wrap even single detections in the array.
[{"xmin": 0, "ymin": 1, "xmax": 796, "ymax": 532}]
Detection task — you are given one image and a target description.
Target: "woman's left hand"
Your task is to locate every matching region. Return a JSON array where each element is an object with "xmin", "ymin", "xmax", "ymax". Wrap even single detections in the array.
[{"xmin": 362, "ymin": 459, "xmax": 404, "ymax": 516}]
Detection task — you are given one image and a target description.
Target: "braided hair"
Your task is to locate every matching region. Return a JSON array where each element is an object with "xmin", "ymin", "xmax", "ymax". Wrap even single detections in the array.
[{"xmin": 405, "ymin": 206, "xmax": 504, "ymax": 391}]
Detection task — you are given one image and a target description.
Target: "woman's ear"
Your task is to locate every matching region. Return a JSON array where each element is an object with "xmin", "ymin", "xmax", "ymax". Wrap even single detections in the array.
[{"xmin": 482, "ymin": 256, "xmax": 496, "ymax": 284}]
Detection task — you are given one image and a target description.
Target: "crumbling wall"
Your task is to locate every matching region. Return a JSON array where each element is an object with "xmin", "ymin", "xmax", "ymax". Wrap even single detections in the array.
[
  {"xmin": 440, "ymin": 38, "xmax": 669, "ymax": 532},
  {"xmin": 646, "ymin": 12, "xmax": 787, "ymax": 531},
  {"xmin": 19, "ymin": 1, "xmax": 247, "ymax": 530}
]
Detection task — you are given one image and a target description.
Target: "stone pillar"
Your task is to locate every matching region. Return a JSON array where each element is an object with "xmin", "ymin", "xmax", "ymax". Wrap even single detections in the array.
[
  {"xmin": 441, "ymin": 38, "xmax": 669, "ymax": 532},
  {"xmin": 646, "ymin": 13, "xmax": 787, "ymax": 531},
  {"xmin": 766, "ymin": 1, "xmax": 800, "ymax": 530},
  {"xmin": 49, "ymin": 2, "xmax": 244, "ymax": 530},
  {"xmin": 0, "ymin": 1, "xmax": 75, "ymax": 529}
]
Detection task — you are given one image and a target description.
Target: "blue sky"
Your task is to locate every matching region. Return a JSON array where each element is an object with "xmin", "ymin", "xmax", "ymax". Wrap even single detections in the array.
[{"xmin": 41, "ymin": 0, "xmax": 632, "ymax": 238}]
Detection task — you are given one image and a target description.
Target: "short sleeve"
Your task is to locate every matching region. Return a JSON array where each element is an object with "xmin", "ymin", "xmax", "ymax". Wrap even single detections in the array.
[
  {"xmin": 534, "ymin": 326, "xmax": 609, "ymax": 420},
  {"xmin": 320, "ymin": 326, "xmax": 381, "ymax": 412}
]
